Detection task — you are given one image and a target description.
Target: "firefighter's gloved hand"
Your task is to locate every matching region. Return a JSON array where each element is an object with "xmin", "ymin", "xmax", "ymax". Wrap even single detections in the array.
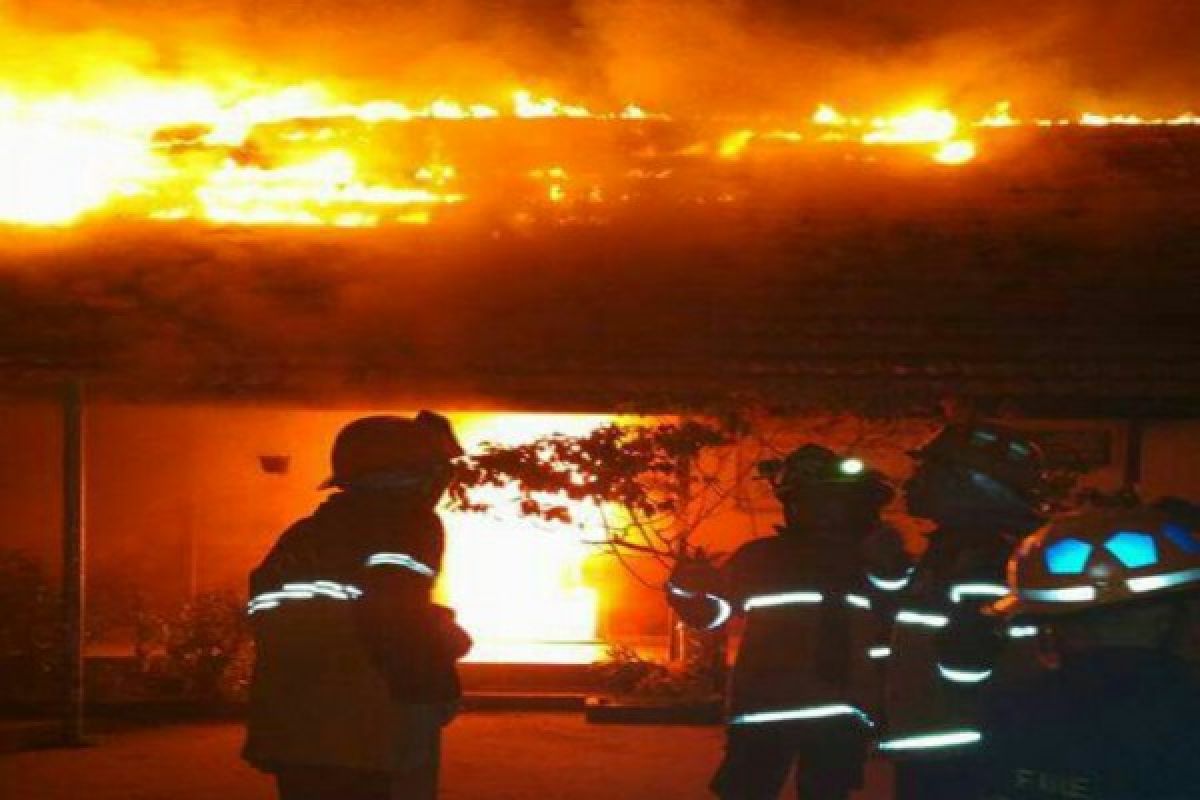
[
  {"xmin": 936, "ymin": 608, "xmax": 1002, "ymax": 675},
  {"xmin": 667, "ymin": 559, "xmax": 732, "ymax": 630},
  {"xmin": 668, "ymin": 559, "xmax": 722, "ymax": 595},
  {"xmin": 860, "ymin": 524, "xmax": 911, "ymax": 580},
  {"xmin": 431, "ymin": 604, "xmax": 473, "ymax": 661}
]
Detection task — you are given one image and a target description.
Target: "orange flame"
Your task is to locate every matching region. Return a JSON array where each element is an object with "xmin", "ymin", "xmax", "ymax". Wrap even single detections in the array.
[
  {"xmin": 1, "ymin": 75, "xmax": 1198, "ymax": 227},
  {"xmin": 437, "ymin": 413, "xmax": 618, "ymax": 664}
]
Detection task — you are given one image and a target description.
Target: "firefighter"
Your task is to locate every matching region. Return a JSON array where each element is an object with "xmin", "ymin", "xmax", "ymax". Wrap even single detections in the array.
[
  {"xmin": 982, "ymin": 501, "xmax": 1200, "ymax": 799},
  {"xmin": 243, "ymin": 412, "xmax": 473, "ymax": 800},
  {"xmin": 880, "ymin": 422, "xmax": 1048, "ymax": 800},
  {"xmin": 667, "ymin": 444, "xmax": 900, "ymax": 800}
]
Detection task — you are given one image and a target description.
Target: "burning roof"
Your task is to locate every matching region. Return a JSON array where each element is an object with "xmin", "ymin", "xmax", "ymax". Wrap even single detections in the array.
[
  {"xmin": 3, "ymin": 83, "xmax": 1199, "ymax": 228},
  {"xmin": 0, "ymin": 3, "xmax": 1198, "ymax": 414}
]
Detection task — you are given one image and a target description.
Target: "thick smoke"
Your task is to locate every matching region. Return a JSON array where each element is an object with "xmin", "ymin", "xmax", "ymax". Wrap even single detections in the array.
[{"xmin": 1, "ymin": 0, "xmax": 1198, "ymax": 113}]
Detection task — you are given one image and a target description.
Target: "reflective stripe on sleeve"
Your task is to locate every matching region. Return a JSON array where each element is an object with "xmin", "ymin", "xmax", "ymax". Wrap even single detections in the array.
[
  {"xmin": 878, "ymin": 730, "xmax": 982, "ymax": 752},
  {"xmin": 366, "ymin": 552, "xmax": 437, "ymax": 578},
  {"xmin": 894, "ymin": 609, "xmax": 949, "ymax": 628},
  {"xmin": 937, "ymin": 664, "xmax": 993, "ymax": 684},
  {"xmin": 1007, "ymin": 625, "xmax": 1039, "ymax": 639},
  {"xmin": 743, "ymin": 591, "xmax": 823, "ymax": 611},
  {"xmin": 706, "ymin": 596, "xmax": 734, "ymax": 630},
  {"xmin": 247, "ymin": 580, "xmax": 363, "ymax": 615},
  {"xmin": 285, "ymin": 581, "xmax": 360, "ymax": 600},
  {"xmin": 948, "ymin": 583, "xmax": 1010, "ymax": 604},
  {"xmin": 868, "ymin": 645, "xmax": 892, "ymax": 659},
  {"xmin": 868, "ymin": 568, "xmax": 915, "ymax": 592},
  {"xmin": 845, "ymin": 593, "xmax": 871, "ymax": 610},
  {"xmin": 667, "ymin": 583, "xmax": 734, "ymax": 631},
  {"xmin": 731, "ymin": 704, "xmax": 874, "ymax": 727}
]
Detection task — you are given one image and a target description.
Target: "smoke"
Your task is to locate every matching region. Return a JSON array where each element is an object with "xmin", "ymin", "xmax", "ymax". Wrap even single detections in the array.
[
  {"xmin": 574, "ymin": 0, "xmax": 1200, "ymax": 114},
  {"xmin": 1, "ymin": 0, "xmax": 1197, "ymax": 112}
]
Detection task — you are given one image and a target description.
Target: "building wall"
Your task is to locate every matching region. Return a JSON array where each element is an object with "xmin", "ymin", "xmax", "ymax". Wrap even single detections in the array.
[
  {"xmin": 0, "ymin": 403, "xmax": 60, "ymax": 568},
  {"xmin": 1142, "ymin": 420, "xmax": 1200, "ymax": 500},
  {"xmin": 0, "ymin": 404, "xmax": 664, "ymax": 648}
]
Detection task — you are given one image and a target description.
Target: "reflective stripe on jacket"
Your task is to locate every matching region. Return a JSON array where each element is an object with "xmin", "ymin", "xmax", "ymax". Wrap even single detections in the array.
[
  {"xmin": 243, "ymin": 490, "xmax": 457, "ymax": 773},
  {"xmin": 882, "ymin": 600, "xmax": 986, "ymax": 757},
  {"xmin": 881, "ymin": 532, "xmax": 1030, "ymax": 758},
  {"xmin": 676, "ymin": 534, "xmax": 884, "ymax": 726}
]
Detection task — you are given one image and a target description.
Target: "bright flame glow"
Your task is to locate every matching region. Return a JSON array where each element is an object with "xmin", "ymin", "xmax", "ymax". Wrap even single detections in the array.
[
  {"xmin": 864, "ymin": 109, "xmax": 959, "ymax": 145},
  {"xmin": 978, "ymin": 102, "xmax": 1018, "ymax": 128},
  {"xmin": 0, "ymin": 113, "xmax": 162, "ymax": 224},
  {"xmin": 934, "ymin": 140, "xmax": 977, "ymax": 165},
  {"xmin": 813, "ymin": 104, "xmax": 848, "ymax": 126},
  {"xmin": 194, "ymin": 151, "xmax": 463, "ymax": 227},
  {"xmin": 719, "ymin": 129, "xmax": 756, "ymax": 159},
  {"xmin": 0, "ymin": 76, "xmax": 1196, "ymax": 227},
  {"xmin": 437, "ymin": 413, "xmax": 618, "ymax": 664}
]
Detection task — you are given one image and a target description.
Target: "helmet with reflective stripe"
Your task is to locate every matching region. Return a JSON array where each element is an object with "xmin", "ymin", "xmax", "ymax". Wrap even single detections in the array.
[
  {"xmin": 320, "ymin": 411, "xmax": 464, "ymax": 490},
  {"xmin": 995, "ymin": 503, "xmax": 1200, "ymax": 617},
  {"xmin": 911, "ymin": 423, "xmax": 1046, "ymax": 503}
]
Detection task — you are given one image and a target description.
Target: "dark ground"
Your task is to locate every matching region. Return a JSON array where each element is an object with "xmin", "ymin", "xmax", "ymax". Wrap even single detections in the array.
[{"xmin": 0, "ymin": 713, "xmax": 894, "ymax": 799}]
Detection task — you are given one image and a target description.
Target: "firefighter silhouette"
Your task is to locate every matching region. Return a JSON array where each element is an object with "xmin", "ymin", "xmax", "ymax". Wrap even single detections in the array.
[
  {"xmin": 244, "ymin": 412, "xmax": 472, "ymax": 800},
  {"xmin": 880, "ymin": 422, "xmax": 1048, "ymax": 800},
  {"xmin": 981, "ymin": 501, "xmax": 1200, "ymax": 799},
  {"xmin": 668, "ymin": 444, "xmax": 904, "ymax": 800}
]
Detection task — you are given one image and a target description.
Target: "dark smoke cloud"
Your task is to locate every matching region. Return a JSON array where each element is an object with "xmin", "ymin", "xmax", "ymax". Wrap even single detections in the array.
[{"xmin": 2, "ymin": 0, "xmax": 1199, "ymax": 112}]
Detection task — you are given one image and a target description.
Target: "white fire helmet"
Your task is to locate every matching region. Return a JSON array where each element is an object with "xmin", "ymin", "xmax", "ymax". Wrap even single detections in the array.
[{"xmin": 994, "ymin": 504, "xmax": 1200, "ymax": 617}]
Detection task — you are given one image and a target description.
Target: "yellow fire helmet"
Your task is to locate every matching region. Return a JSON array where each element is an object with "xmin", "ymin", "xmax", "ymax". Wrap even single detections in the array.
[{"xmin": 994, "ymin": 504, "xmax": 1200, "ymax": 617}]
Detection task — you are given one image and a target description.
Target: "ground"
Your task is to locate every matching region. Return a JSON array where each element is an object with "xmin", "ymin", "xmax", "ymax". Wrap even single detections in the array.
[{"xmin": 0, "ymin": 713, "xmax": 894, "ymax": 799}]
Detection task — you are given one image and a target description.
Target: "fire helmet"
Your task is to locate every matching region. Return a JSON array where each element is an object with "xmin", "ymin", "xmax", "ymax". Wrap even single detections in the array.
[
  {"xmin": 759, "ymin": 444, "xmax": 893, "ymax": 508},
  {"xmin": 320, "ymin": 411, "xmax": 464, "ymax": 490},
  {"xmin": 911, "ymin": 422, "xmax": 1046, "ymax": 503},
  {"xmin": 994, "ymin": 504, "xmax": 1200, "ymax": 617}
]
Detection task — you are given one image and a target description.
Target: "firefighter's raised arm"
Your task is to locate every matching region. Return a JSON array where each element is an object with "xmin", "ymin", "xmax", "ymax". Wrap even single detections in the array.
[
  {"xmin": 861, "ymin": 524, "xmax": 915, "ymax": 595},
  {"xmin": 666, "ymin": 557, "xmax": 735, "ymax": 631}
]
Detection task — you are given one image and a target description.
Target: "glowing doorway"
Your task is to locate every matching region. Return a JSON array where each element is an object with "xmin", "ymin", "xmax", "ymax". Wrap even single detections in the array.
[{"xmin": 437, "ymin": 413, "xmax": 612, "ymax": 664}]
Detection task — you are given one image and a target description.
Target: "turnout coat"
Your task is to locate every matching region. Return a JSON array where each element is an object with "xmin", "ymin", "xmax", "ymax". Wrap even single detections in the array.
[{"xmin": 243, "ymin": 490, "xmax": 469, "ymax": 774}]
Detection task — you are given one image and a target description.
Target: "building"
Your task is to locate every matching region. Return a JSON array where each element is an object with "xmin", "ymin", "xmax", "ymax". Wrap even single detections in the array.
[{"xmin": 2, "ymin": 125, "xmax": 1199, "ymax": 664}]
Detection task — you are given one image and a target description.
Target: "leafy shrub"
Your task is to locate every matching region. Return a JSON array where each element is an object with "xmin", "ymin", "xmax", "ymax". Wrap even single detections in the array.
[
  {"xmin": 142, "ymin": 589, "xmax": 253, "ymax": 703},
  {"xmin": 0, "ymin": 549, "xmax": 61, "ymax": 705},
  {"xmin": 594, "ymin": 644, "xmax": 721, "ymax": 703}
]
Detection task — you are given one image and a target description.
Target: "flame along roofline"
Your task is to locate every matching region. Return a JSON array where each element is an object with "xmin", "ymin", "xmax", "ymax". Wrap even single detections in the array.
[{"xmin": 3, "ymin": 80, "xmax": 1200, "ymax": 228}]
